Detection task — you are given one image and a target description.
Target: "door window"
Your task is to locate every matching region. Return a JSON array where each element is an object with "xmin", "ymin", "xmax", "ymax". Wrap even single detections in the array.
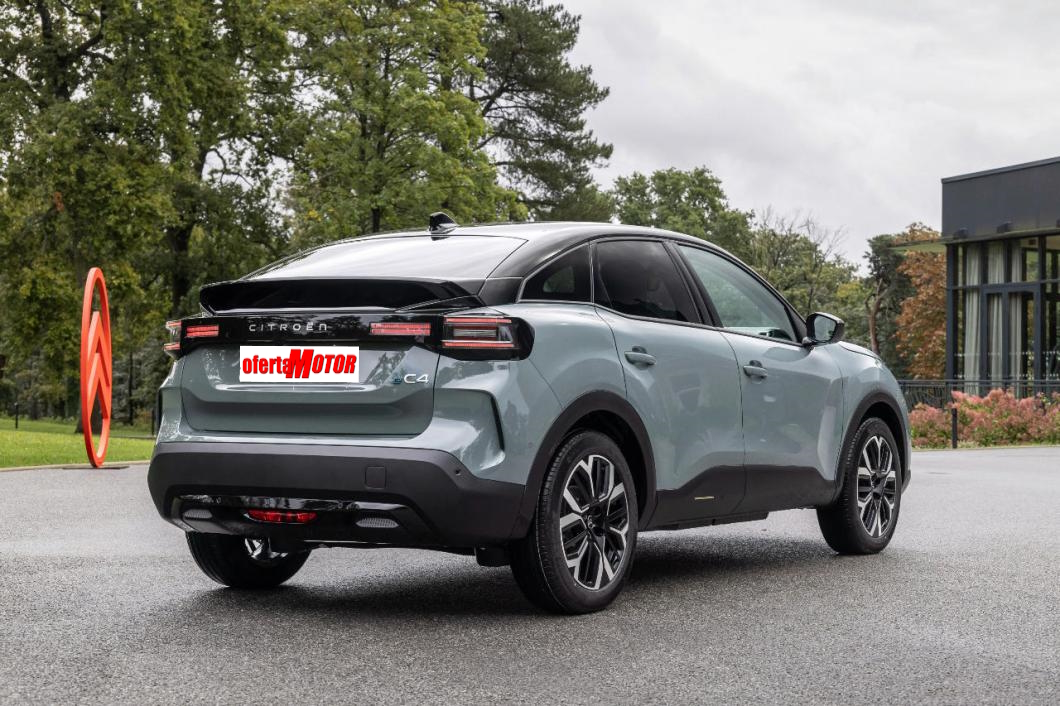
[
  {"xmin": 677, "ymin": 245, "xmax": 797, "ymax": 341},
  {"xmin": 593, "ymin": 240, "xmax": 698, "ymax": 322}
]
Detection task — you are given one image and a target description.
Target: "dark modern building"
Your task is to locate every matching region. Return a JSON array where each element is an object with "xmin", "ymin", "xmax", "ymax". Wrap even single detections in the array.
[{"xmin": 942, "ymin": 157, "xmax": 1060, "ymax": 390}]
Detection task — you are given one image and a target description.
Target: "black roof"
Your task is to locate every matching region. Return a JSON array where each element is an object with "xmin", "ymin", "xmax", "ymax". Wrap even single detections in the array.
[{"xmin": 941, "ymin": 156, "xmax": 1060, "ymax": 242}]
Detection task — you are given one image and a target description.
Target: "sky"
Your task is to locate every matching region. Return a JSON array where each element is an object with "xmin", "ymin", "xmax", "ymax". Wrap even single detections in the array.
[{"xmin": 563, "ymin": 0, "xmax": 1060, "ymax": 261}]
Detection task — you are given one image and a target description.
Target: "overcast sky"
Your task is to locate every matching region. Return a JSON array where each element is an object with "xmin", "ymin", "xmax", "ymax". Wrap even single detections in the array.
[{"xmin": 564, "ymin": 0, "xmax": 1060, "ymax": 261}]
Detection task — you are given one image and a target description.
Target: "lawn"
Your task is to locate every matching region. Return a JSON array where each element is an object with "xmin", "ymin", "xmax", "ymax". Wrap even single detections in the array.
[{"xmin": 0, "ymin": 416, "xmax": 155, "ymax": 468}]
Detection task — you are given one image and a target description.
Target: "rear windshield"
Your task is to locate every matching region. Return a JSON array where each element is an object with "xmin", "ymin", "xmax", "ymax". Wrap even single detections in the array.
[{"xmin": 252, "ymin": 235, "xmax": 525, "ymax": 281}]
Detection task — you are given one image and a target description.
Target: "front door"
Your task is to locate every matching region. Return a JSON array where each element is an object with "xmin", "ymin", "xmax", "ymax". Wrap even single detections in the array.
[
  {"xmin": 592, "ymin": 239, "xmax": 745, "ymax": 523},
  {"xmin": 674, "ymin": 244, "xmax": 845, "ymax": 512}
]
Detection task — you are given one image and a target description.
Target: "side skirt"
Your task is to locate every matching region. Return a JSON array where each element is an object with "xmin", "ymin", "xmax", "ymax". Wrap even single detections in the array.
[{"xmin": 646, "ymin": 511, "xmax": 769, "ymax": 532}]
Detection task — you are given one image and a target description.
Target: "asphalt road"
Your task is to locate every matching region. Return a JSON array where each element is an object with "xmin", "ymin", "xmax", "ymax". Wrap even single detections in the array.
[{"xmin": 1, "ymin": 448, "xmax": 1058, "ymax": 705}]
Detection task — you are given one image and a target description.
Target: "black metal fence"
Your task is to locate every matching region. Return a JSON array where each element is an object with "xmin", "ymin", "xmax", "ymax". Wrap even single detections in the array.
[{"xmin": 897, "ymin": 379, "xmax": 1060, "ymax": 409}]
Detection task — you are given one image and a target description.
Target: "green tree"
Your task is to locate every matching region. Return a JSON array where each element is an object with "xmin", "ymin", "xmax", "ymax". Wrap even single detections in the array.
[
  {"xmin": 471, "ymin": 0, "xmax": 612, "ymax": 218},
  {"xmin": 0, "ymin": 0, "xmax": 297, "ymax": 416},
  {"xmin": 611, "ymin": 167, "xmax": 753, "ymax": 258},
  {"xmin": 290, "ymin": 0, "xmax": 521, "ymax": 246}
]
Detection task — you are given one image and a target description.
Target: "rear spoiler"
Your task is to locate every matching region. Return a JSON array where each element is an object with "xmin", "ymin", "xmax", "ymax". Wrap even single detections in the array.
[{"xmin": 199, "ymin": 277, "xmax": 484, "ymax": 314}]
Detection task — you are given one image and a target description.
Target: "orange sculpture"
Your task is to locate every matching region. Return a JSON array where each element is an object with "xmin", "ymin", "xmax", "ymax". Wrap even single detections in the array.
[{"xmin": 80, "ymin": 267, "xmax": 112, "ymax": 467}]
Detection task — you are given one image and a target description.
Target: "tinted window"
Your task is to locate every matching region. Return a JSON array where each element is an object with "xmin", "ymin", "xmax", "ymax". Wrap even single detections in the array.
[
  {"xmin": 253, "ymin": 235, "xmax": 525, "ymax": 280},
  {"xmin": 678, "ymin": 245, "xmax": 796, "ymax": 341},
  {"xmin": 594, "ymin": 240, "xmax": 698, "ymax": 322},
  {"xmin": 522, "ymin": 246, "xmax": 590, "ymax": 302}
]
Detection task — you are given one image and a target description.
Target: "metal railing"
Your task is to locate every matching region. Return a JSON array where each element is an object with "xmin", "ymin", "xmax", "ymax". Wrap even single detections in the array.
[{"xmin": 897, "ymin": 379, "xmax": 1060, "ymax": 409}]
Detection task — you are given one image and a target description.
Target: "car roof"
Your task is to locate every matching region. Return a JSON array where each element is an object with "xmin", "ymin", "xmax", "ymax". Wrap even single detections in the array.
[{"xmin": 350, "ymin": 221, "xmax": 731, "ymax": 279}]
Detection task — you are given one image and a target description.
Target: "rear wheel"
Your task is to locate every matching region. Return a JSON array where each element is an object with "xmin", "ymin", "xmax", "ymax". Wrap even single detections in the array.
[
  {"xmin": 817, "ymin": 417, "xmax": 902, "ymax": 554},
  {"xmin": 510, "ymin": 431, "xmax": 638, "ymax": 614},
  {"xmin": 186, "ymin": 533, "xmax": 310, "ymax": 588}
]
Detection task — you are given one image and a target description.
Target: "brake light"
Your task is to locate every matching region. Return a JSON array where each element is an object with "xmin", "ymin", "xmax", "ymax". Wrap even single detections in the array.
[
  {"xmin": 370, "ymin": 321, "xmax": 431, "ymax": 337},
  {"xmin": 443, "ymin": 316, "xmax": 516, "ymax": 349},
  {"xmin": 185, "ymin": 324, "xmax": 219, "ymax": 338},
  {"xmin": 246, "ymin": 509, "xmax": 317, "ymax": 524}
]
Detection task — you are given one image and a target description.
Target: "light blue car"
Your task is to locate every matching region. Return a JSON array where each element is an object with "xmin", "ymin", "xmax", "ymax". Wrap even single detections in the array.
[{"xmin": 150, "ymin": 216, "xmax": 911, "ymax": 613}]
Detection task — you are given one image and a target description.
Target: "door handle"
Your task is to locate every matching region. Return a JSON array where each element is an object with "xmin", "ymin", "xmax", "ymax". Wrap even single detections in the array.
[
  {"xmin": 625, "ymin": 347, "xmax": 656, "ymax": 366},
  {"xmin": 742, "ymin": 360, "xmax": 768, "ymax": 378}
]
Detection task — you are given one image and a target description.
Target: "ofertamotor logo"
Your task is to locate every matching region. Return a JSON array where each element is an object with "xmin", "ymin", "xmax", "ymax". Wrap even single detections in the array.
[
  {"xmin": 80, "ymin": 267, "xmax": 112, "ymax": 467},
  {"xmin": 239, "ymin": 346, "xmax": 360, "ymax": 382}
]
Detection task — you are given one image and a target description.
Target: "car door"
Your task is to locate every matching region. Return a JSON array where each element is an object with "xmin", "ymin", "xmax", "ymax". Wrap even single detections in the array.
[
  {"xmin": 592, "ymin": 238, "xmax": 746, "ymax": 523},
  {"xmin": 674, "ymin": 244, "xmax": 845, "ymax": 513}
]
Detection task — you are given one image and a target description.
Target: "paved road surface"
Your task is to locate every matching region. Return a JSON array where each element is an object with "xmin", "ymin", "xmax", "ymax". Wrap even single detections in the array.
[{"xmin": 1, "ymin": 448, "xmax": 1058, "ymax": 704}]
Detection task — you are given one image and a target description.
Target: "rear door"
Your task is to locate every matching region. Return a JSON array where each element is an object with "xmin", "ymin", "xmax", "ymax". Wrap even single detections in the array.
[
  {"xmin": 674, "ymin": 245, "xmax": 845, "ymax": 511},
  {"xmin": 592, "ymin": 239, "xmax": 745, "ymax": 523}
]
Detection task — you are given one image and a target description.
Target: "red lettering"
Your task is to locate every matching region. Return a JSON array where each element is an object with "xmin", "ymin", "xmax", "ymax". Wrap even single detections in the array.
[
  {"xmin": 242, "ymin": 359, "xmax": 252, "ymax": 374},
  {"xmin": 324, "ymin": 354, "xmax": 335, "ymax": 373},
  {"xmin": 346, "ymin": 354, "xmax": 357, "ymax": 374},
  {"xmin": 332, "ymin": 355, "xmax": 345, "ymax": 374},
  {"xmin": 287, "ymin": 349, "xmax": 314, "ymax": 379},
  {"xmin": 311, "ymin": 354, "xmax": 324, "ymax": 374}
]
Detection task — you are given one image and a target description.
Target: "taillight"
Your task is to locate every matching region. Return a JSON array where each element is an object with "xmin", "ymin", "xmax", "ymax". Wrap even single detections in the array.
[
  {"xmin": 163, "ymin": 319, "xmax": 220, "ymax": 359},
  {"xmin": 246, "ymin": 509, "xmax": 317, "ymax": 524},
  {"xmin": 442, "ymin": 316, "xmax": 521, "ymax": 351},
  {"xmin": 370, "ymin": 321, "xmax": 431, "ymax": 337}
]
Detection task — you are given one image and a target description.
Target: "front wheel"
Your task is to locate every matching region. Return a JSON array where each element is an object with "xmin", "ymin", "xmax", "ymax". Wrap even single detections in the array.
[
  {"xmin": 817, "ymin": 417, "xmax": 902, "ymax": 554},
  {"xmin": 510, "ymin": 430, "xmax": 638, "ymax": 614},
  {"xmin": 186, "ymin": 533, "xmax": 310, "ymax": 589}
]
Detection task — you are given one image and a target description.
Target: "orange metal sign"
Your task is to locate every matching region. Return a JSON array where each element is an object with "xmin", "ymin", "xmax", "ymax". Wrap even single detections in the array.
[{"xmin": 80, "ymin": 267, "xmax": 112, "ymax": 467}]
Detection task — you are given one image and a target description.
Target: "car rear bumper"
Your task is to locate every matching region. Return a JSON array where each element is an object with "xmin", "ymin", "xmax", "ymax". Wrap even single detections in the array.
[{"xmin": 148, "ymin": 442, "xmax": 525, "ymax": 548}]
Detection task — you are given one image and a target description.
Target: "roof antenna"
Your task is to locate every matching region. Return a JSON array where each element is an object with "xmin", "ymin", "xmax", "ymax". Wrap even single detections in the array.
[{"xmin": 428, "ymin": 211, "xmax": 458, "ymax": 236}]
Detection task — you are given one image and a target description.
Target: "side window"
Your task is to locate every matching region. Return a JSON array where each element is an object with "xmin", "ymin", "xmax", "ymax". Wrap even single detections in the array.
[
  {"xmin": 594, "ymin": 240, "xmax": 698, "ymax": 322},
  {"xmin": 522, "ymin": 245, "xmax": 590, "ymax": 302},
  {"xmin": 677, "ymin": 245, "xmax": 797, "ymax": 342}
]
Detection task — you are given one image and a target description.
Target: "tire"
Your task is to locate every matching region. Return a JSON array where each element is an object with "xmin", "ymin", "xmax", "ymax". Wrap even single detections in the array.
[
  {"xmin": 817, "ymin": 417, "xmax": 902, "ymax": 554},
  {"xmin": 510, "ymin": 430, "xmax": 638, "ymax": 614},
  {"xmin": 186, "ymin": 533, "xmax": 310, "ymax": 589}
]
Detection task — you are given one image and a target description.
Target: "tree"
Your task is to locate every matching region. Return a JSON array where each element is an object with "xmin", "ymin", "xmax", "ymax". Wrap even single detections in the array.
[
  {"xmin": 896, "ymin": 241, "xmax": 946, "ymax": 379},
  {"xmin": 289, "ymin": 0, "xmax": 522, "ymax": 246},
  {"xmin": 0, "ymin": 0, "xmax": 298, "ymax": 416},
  {"xmin": 472, "ymin": 0, "xmax": 611, "ymax": 217},
  {"xmin": 745, "ymin": 209, "xmax": 856, "ymax": 316},
  {"xmin": 611, "ymin": 167, "xmax": 753, "ymax": 258}
]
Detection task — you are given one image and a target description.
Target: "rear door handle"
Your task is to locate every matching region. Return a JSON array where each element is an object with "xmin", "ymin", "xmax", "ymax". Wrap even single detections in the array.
[
  {"xmin": 625, "ymin": 347, "xmax": 656, "ymax": 366},
  {"xmin": 742, "ymin": 360, "xmax": 768, "ymax": 378}
]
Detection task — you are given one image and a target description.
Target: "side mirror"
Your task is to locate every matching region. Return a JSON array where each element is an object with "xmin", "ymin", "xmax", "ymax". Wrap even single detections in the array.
[{"xmin": 803, "ymin": 312, "xmax": 845, "ymax": 346}]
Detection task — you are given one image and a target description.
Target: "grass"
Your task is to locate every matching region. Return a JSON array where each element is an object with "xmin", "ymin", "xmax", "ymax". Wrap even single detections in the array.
[{"xmin": 0, "ymin": 416, "xmax": 155, "ymax": 469}]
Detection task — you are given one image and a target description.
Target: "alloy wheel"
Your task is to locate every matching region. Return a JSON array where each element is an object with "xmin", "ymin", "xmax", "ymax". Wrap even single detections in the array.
[
  {"xmin": 856, "ymin": 435, "xmax": 898, "ymax": 538},
  {"xmin": 559, "ymin": 453, "xmax": 630, "ymax": 590}
]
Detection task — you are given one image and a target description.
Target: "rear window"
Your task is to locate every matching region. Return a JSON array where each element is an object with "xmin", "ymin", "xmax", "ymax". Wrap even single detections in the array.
[
  {"xmin": 521, "ymin": 246, "xmax": 591, "ymax": 302},
  {"xmin": 253, "ymin": 235, "xmax": 525, "ymax": 281}
]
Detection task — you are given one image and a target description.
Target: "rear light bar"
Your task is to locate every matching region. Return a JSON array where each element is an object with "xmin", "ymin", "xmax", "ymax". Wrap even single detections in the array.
[
  {"xmin": 443, "ymin": 316, "xmax": 516, "ymax": 350},
  {"xmin": 185, "ymin": 324, "xmax": 220, "ymax": 338},
  {"xmin": 370, "ymin": 321, "xmax": 431, "ymax": 337},
  {"xmin": 246, "ymin": 509, "xmax": 317, "ymax": 524}
]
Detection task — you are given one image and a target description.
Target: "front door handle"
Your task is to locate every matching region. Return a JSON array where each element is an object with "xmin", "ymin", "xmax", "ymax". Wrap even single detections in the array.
[
  {"xmin": 742, "ymin": 360, "xmax": 768, "ymax": 378},
  {"xmin": 625, "ymin": 347, "xmax": 656, "ymax": 366}
]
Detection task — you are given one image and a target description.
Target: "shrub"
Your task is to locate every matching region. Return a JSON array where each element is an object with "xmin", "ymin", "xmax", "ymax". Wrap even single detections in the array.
[
  {"xmin": 909, "ymin": 404, "xmax": 950, "ymax": 448},
  {"xmin": 910, "ymin": 389, "xmax": 1060, "ymax": 448}
]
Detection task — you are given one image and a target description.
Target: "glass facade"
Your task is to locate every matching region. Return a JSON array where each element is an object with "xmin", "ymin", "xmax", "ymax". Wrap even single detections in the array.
[{"xmin": 948, "ymin": 236, "xmax": 1060, "ymax": 388}]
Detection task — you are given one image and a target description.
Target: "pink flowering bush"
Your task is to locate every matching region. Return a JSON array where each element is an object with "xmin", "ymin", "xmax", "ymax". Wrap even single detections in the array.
[
  {"xmin": 909, "ymin": 404, "xmax": 950, "ymax": 448},
  {"xmin": 911, "ymin": 389, "xmax": 1060, "ymax": 448}
]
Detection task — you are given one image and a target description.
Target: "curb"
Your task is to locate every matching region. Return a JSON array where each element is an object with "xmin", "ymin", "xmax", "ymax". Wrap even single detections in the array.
[{"xmin": 0, "ymin": 461, "xmax": 150, "ymax": 473}]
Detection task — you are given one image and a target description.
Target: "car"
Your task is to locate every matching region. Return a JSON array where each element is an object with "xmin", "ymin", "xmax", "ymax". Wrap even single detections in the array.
[{"xmin": 149, "ymin": 215, "xmax": 911, "ymax": 614}]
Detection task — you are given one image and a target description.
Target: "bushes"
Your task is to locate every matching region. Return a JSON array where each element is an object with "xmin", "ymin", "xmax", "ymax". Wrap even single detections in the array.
[{"xmin": 910, "ymin": 389, "xmax": 1060, "ymax": 448}]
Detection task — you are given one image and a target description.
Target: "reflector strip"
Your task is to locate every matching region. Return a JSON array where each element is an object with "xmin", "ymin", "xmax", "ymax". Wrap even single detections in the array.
[
  {"xmin": 185, "ymin": 324, "xmax": 220, "ymax": 338},
  {"xmin": 246, "ymin": 509, "xmax": 318, "ymax": 524},
  {"xmin": 442, "ymin": 339, "xmax": 516, "ymax": 349},
  {"xmin": 370, "ymin": 322, "xmax": 431, "ymax": 336},
  {"xmin": 444, "ymin": 317, "xmax": 512, "ymax": 325},
  {"xmin": 165, "ymin": 320, "xmax": 181, "ymax": 332},
  {"xmin": 163, "ymin": 342, "xmax": 181, "ymax": 352}
]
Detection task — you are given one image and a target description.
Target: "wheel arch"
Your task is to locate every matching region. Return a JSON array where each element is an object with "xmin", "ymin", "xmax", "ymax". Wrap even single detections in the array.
[
  {"xmin": 510, "ymin": 391, "xmax": 657, "ymax": 538},
  {"xmin": 832, "ymin": 391, "xmax": 909, "ymax": 503}
]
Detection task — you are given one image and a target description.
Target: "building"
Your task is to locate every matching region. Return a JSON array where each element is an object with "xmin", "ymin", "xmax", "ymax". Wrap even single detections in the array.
[{"xmin": 941, "ymin": 157, "xmax": 1060, "ymax": 390}]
